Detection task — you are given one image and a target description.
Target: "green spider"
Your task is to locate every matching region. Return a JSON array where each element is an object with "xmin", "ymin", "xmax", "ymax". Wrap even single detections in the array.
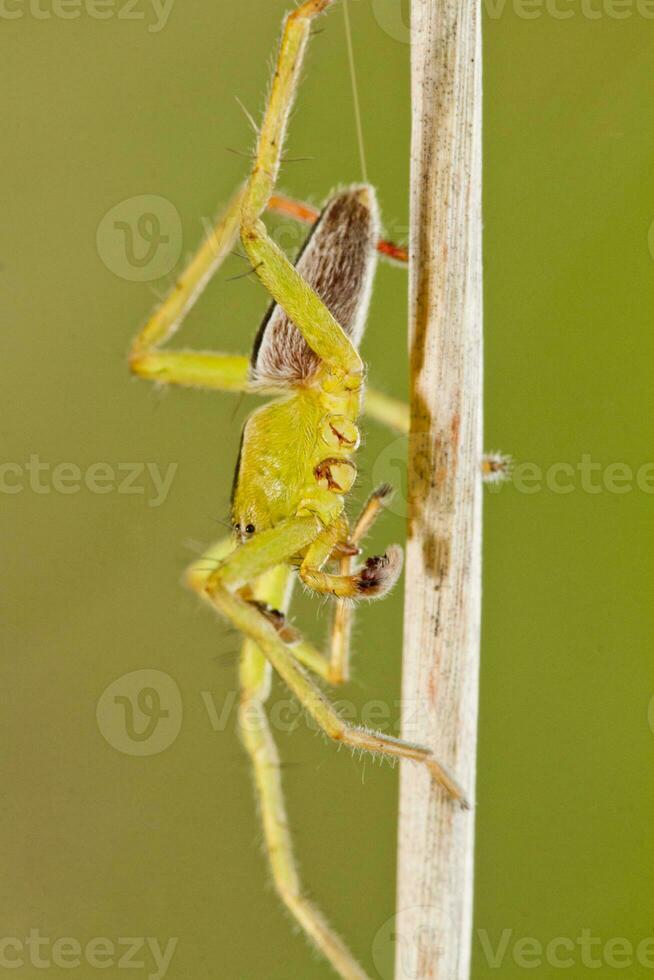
[{"xmin": 129, "ymin": 2, "xmax": 470, "ymax": 976}]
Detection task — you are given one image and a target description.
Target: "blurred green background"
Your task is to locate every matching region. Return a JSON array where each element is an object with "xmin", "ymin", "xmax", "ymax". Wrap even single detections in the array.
[{"xmin": 2, "ymin": 1, "xmax": 654, "ymax": 977}]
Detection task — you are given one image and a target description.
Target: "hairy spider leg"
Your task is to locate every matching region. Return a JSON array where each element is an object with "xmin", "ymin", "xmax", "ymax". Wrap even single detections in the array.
[
  {"xmin": 195, "ymin": 519, "xmax": 469, "ymax": 803},
  {"xmin": 186, "ymin": 539, "xmax": 372, "ymax": 980},
  {"xmin": 185, "ymin": 519, "xmax": 467, "ymax": 976},
  {"xmin": 239, "ymin": 1, "xmax": 364, "ymax": 392},
  {"xmin": 129, "ymin": 184, "xmax": 251, "ymax": 390},
  {"xmin": 188, "ymin": 486, "xmax": 400, "ymax": 688},
  {"xmin": 329, "ymin": 484, "xmax": 396, "ymax": 683},
  {"xmin": 127, "ymin": 154, "xmax": 407, "ymax": 429}
]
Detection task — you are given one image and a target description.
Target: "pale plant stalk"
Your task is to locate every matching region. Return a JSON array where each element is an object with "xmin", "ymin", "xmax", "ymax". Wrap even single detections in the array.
[{"xmin": 394, "ymin": 1, "xmax": 483, "ymax": 978}]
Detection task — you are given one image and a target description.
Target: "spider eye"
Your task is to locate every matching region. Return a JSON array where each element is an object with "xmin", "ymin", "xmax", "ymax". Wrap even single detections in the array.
[
  {"xmin": 234, "ymin": 523, "xmax": 241, "ymax": 532},
  {"xmin": 245, "ymin": 523, "xmax": 256, "ymax": 535}
]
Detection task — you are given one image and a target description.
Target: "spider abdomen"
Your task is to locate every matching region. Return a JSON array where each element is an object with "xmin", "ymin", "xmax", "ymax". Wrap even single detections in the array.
[{"xmin": 250, "ymin": 185, "xmax": 380, "ymax": 388}]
